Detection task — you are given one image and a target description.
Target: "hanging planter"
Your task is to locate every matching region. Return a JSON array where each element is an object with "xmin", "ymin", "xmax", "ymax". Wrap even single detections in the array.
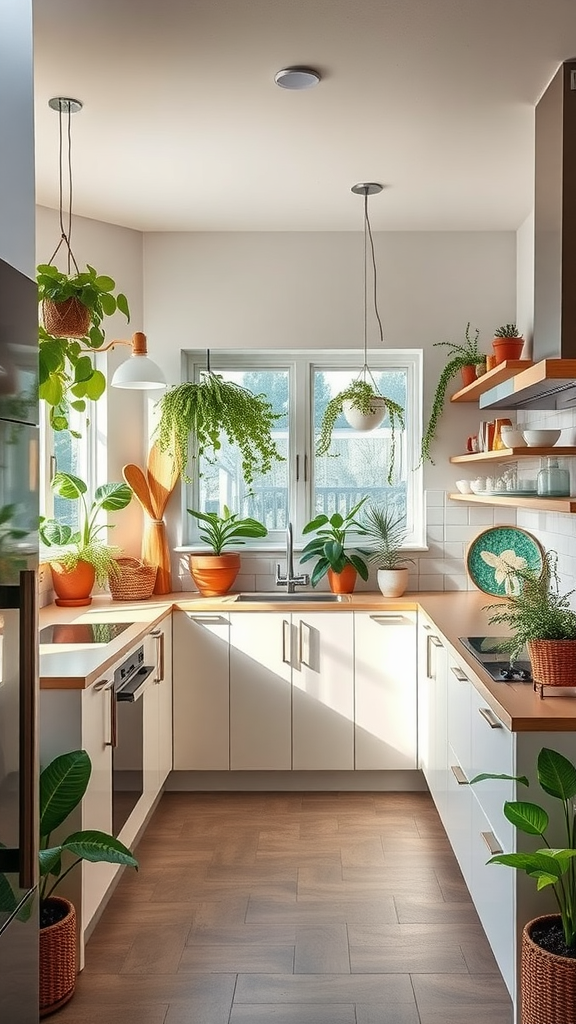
[
  {"xmin": 316, "ymin": 377, "xmax": 404, "ymax": 485},
  {"xmin": 342, "ymin": 392, "xmax": 387, "ymax": 430}
]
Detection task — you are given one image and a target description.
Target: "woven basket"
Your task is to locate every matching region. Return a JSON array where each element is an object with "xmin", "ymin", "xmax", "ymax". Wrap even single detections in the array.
[
  {"xmin": 521, "ymin": 915, "xmax": 576, "ymax": 1024},
  {"xmin": 527, "ymin": 639, "xmax": 576, "ymax": 687},
  {"xmin": 109, "ymin": 557, "xmax": 157, "ymax": 601},
  {"xmin": 42, "ymin": 297, "xmax": 91, "ymax": 339},
  {"xmin": 39, "ymin": 897, "xmax": 77, "ymax": 1018}
]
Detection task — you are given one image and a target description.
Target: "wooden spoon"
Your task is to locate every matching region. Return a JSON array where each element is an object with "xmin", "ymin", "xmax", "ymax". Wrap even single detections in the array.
[
  {"xmin": 122, "ymin": 463, "xmax": 156, "ymax": 519},
  {"xmin": 147, "ymin": 441, "xmax": 180, "ymax": 520}
]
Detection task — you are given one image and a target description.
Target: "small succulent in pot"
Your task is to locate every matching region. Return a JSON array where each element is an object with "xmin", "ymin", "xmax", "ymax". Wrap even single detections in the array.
[{"xmin": 493, "ymin": 323, "xmax": 521, "ymax": 338}]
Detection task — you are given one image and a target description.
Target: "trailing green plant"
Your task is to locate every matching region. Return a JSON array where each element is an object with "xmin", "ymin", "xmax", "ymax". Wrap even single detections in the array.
[
  {"xmin": 420, "ymin": 322, "xmax": 485, "ymax": 465},
  {"xmin": 187, "ymin": 505, "xmax": 268, "ymax": 554},
  {"xmin": 155, "ymin": 373, "xmax": 284, "ymax": 486},
  {"xmin": 0, "ymin": 749, "xmax": 138, "ymax": 925},
  {"xmin": 358, "ymin": 501, "xmax": 415, "ymax": 570},
  {"xmin": 494, "ymin": 323, "xmax": 520, "ymax": 338},
  {"xmin": 470, "ymin": 746, "xmax": 576, "ymax": 950},
  {"xmin": 300, "ymin": 497, "xmax": 370, "ymax": 586},
  {"xmin": 315, "ymin": 379, "xmax": 404, "ymax": 485},
  {"xmin": 39, "ymin": 471, "xmax": 133, "ymax": 585},
  {"xmin": 37, "ymin": 263, "xmax": 130, "ymax": 433},
  {"xmin": 484, "ymin": 549, "xmax": 576, "ymax": 662}
]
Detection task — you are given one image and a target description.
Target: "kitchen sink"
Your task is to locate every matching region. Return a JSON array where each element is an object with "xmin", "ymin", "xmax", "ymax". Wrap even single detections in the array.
[{"xmin": 235, "ymin": 592, "xmax": 343, "ymax": 603}]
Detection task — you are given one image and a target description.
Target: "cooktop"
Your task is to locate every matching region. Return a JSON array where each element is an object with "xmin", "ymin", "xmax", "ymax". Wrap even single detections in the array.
[
  {"xmin": 459, "ymin": 636, "xmax": 533, "ymax": 683},
  {"xmin": 39, "ymin": 622, "xmax": 132, "ymax": 645}
]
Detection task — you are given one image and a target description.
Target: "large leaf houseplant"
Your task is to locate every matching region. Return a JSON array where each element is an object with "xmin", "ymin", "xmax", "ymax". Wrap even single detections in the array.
[
  {"xmin": 155, "ymin": 371, "xmax": 284, "ymax": 487},
  {"xmin": 300, "ymin": 497, "xmax": 370, "ymax": 594},
  {"xmin": 420, "ymin": 322, "xmax": 486, "ymax": 464},
  {"xmin": 186, "ymin": 505, "xmax": 268, "ymax": 595}
]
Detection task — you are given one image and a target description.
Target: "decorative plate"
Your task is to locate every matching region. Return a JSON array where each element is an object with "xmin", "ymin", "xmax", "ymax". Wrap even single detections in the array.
[{"xmin": 466, "ymin": 526, "xmax": 544, "ymax": 597}]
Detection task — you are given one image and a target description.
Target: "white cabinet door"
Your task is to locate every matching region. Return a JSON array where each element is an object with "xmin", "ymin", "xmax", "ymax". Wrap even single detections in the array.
[
  {"xmin": 81, "ymin": 676, "xmax": 117, "ymax": 937},
  {"xmin": 229, "ymin": 612, "xmax": 292, "ymax": 770},
  {"xmin": 173, "ymin": 611, "xmax": 230, "ymax": 770},
  {"xmin": 292, "ymin": 612, "xmax": 354, "ymax": 770},
  {"xmin": 354, "ymin": 611, "xmax": 417, "ymax": 770},
  {"xmin": 417, "ymin": 618, "xmax": 449, "ymax": 820},
  {"xmin": 151, "ymin": 618, "xmax": 173, "ymax": 787}
]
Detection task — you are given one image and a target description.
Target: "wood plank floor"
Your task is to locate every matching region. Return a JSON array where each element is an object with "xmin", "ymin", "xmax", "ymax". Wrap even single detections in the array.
[{"xmin": 59, "ymin": 791, "xmax": 513, "ymax": 1024}]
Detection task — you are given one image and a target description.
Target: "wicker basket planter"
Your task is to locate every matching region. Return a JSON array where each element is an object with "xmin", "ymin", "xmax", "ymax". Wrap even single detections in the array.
[
  {"xmin": 109, "ymin": 557, "xmax": 158, "ymax": 601},
  {"xmin": 527, "ymin": 639, "xmax": 576, "ymax": 688},
  {"xmin": 42, "ymin": 297, "xmax": 91, "ymax": 339},
  {"xmin": 521, "ymin": 915, "xmax": 576, "ymax": 1024},
  {"xmin": 39, "ymin": 897, "xmax": 77, "ymax": 1018}
]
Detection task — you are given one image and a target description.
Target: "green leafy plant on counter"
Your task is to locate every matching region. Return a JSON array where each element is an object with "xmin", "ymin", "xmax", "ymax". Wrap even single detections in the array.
[
  {"xmin": 155, "ymin": 373, "xmax": 284, "ymax": 486},
  {"xmin": 315, "ymin": 379, "xmax": 404, "ymax": 486},
  {"xmin": 39, "ymin": 471, "xmax": 133, "ymax": 585},
  {"xmin": 420, "ymin": 322, "xmax": 485, "ymax": 465},
  {"xmin": 300, "ymin": 497, "xmax": 370, "ymax": 586},
  {"xmin": 186, "ymin": 505, "xmax": 268, "ymax": 554}
]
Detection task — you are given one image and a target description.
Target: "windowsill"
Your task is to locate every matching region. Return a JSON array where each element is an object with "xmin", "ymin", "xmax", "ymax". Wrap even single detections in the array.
[{"xmin": 174, "ymin": 544, "xmax": 430, "ymax": 555}]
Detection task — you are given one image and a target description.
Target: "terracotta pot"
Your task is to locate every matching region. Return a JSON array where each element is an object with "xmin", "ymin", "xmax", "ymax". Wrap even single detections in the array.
[
  {"xmin": 50, "ymin": 560, "xmax": 95, "ymax": 607},
  {"xmin": 42, "ymin": 297, "xmax": 91, "ymax": 339},
  {"xmin": 39, "ymin": 897, "xmax": 77, "ymax": 1018},
  {"xmin": 460, "ymin": 364, "xmax": 478, "ymax": 387},
  {"xmin": 521, "ymin": 915, "xmax": 576, "ymax": 1024},
  {"xmin": 189, "ymin": 552, "xmax": 241, "ymax": 596},
  {"xmin": 377, "ymin": 567, "xmax": 409, "ymax": 597},
  {"xmin": 327, "ymin": 564, "xmax": 357, "ymax": 594},
  {"xmin": 492, "ymin": 337, "xmax": 525, "ymax": 364},
  {"xmin": 342, "ymin": 396, "xmax": 386, "ymax": 431}
]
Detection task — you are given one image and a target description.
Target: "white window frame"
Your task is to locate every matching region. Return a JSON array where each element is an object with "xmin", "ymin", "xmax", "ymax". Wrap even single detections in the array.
[{"xmin": 180, "ymin": 348, "xmax": 424, "ymax": 550}]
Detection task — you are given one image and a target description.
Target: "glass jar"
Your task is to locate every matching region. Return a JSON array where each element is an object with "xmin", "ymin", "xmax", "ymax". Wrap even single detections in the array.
[{"xmin": 537, "ymin": 457, "xmax": 570, "ymax": 497}]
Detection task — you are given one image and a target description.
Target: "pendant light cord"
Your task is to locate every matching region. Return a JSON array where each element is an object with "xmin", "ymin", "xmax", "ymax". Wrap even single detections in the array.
[
  {"xmin": 48, "ymin": 102, "xmax": 80, "ymax": 274},
  {"xmin": 359, "ymin": 187, "xmax": 384, "ymax": 389}
]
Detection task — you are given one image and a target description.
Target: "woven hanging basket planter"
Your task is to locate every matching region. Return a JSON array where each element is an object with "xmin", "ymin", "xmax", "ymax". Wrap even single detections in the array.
[
  {"xmin": 42, "ymin": 297, "xmax": 91, "ymax": 339},
  {"xmin": 521, "ymin": 915, "xmax": 576, "ymax": 1024},
  {"xmin": 39, "ymin": 897, "xmax": 77, "ymax": 1018},
  {"xmin": 527, "ymin": 639, "xmax": 576, "ymax": 688}
]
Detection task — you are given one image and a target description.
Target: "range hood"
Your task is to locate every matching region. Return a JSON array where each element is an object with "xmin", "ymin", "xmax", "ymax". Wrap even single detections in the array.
[{"xmin": 481, "ymin": 58, "xmax": 576, "ymax": 411}]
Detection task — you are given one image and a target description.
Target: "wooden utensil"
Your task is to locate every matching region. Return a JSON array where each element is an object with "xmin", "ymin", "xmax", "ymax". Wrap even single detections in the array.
[
  {"xmin": 123, "ymin": 462, "xmax": 172, "ymax": 595},
  {"xmin": 122, "ymin": 463, "xmax": 156, "ymax": 519},
  {"xmin": 147, "ymin": 441, "xmax": 180, "ymax": 520}
]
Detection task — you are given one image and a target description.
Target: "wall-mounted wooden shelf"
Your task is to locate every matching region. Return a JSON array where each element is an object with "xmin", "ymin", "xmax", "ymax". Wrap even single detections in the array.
[
  {"xmin": 450, "ymin": 360, "xmax": 533, "ymax": 403},
  {"xmin": 449, "ymin": 492, "xmax": 576, "ymax": 514},
  {"xmin": 450, "ymin": 446, "xmax": 576, "ymax": 464}
]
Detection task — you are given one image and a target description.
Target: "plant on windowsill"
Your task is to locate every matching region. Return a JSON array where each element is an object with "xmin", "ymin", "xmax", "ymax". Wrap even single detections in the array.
[
  {"xmin": 0, "ymin": 748, "xmax": 138, "ymax": 1017},
  {"xmin": 300, "ymin": 497, "xmax": 370, "ymax": 594},
  {"xmin": 186, "ymin": 505, "xmax": 268, "ymax": 596},
  {"xmin": 315, "ymin": 378, "xmax": 404, "ymax": 486},
  {"xmin": 39, "ymin": 471, "xmax": 133, "ymax": 607},
  {"xmin": 420, "ymin": 322, "xmax": 486, "ymax": 465},
  {"xmin": 358, "ymin": 501, "xmax": 415, "ymax": 597},
  {"xmin": 470, "ymin": 746, "xmax": 576, "ymax": 1024},
  {"xmin": 483, "ymin": 549, "xmax": 576, "ymax": 691},
  {"xmin": 154, "ymin": 365, "xmax": 284, "ymax": 487}
]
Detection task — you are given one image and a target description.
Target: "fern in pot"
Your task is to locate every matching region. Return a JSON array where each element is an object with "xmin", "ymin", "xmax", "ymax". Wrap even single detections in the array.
[
  {"xmin": 420, "ymin": 322, "xmax": 486, "ymax": 464},
  {"xmin": 358, "ymin": 501, "xmax": 415, "ymax": 597}
]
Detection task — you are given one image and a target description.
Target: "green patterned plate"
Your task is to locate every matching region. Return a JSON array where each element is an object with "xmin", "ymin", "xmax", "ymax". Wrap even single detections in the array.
[{"xmin": 466, "ymin": 526, "xmax": 544, "ymax": 597}]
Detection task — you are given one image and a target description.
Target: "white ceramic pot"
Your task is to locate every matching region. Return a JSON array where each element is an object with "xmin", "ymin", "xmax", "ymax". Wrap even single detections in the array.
[
  {"xmin": 342, "ymin": 396, "xmax": 386, "ymax": 431},
  {"xmin": 377, "ymin": 567, "xmax": 409, "ymax": 598}
]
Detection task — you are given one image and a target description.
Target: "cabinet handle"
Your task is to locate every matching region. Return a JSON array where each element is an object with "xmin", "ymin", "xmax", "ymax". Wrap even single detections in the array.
[
  {"xmin": 151, "ymin": 629, "xmax": 165, "ymax": 683},
  {"xmin": 93, "ymin": 677, "xmax": 110, "ymax": 691},
  {"xmin": 426, "ymin": 634, "xmax": 442, "ymax": 678},
  {"xmin": 296, "ymin": 454, "xmax": 300, "ymax": 482},
  {"xmin": 450, "ymin": 666, "xmax": 469, "ymax": 682},
  {"xmin": 422, "ymin": 623, "xmax": 432, "ymax": 631},
  {"xmin": 304, "ymin": 452, "xmax": 308, "ymax": 482},
  {"xmin": 189, "ymin": 614, "xmax": 228, "ymax": 625},
  {"xmin": 478, "ymin": 706, "xmax": 503, "ymax": 729},
  {"xmin": 94, "ymin": 679, "xmax": 117, "ymax": 748},
  {"xmin": 370, "ymin": 614, "xmax": 407, "ymax": 623},
  {"xmin": 450, "ymin": 764, "xmax": 469, "ymax": 785},
  {"xmin": 481, "ymin": 831, "xmax": 503, "ymax": 856},
  {"xmin": 299, "ymin": 621, "xmax": 311, "ymax": 667},
  {"xmin": 282, "ymin": 619, "xmax": 291, "ymax": 665}
]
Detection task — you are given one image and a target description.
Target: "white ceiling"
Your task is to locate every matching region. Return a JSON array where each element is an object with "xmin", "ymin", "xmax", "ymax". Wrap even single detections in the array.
[{"xmin": 33, "ymin": 0, "xmax": 576, "ymax": 233}]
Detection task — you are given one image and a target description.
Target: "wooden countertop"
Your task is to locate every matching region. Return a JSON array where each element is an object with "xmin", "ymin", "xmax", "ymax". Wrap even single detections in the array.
[{"xmin": 39, "ymin": 590, "xmax": 576, "ymax": 731}]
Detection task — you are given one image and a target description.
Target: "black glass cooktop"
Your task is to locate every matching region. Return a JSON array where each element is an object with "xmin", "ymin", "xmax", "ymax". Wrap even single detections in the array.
[
  {"xmin": 39, "ymin": 622, "xmax": 132, "ymax": 645},
  {"xmin": 459, "ymin": 636, "xmax": 533, "ymax": 683}
]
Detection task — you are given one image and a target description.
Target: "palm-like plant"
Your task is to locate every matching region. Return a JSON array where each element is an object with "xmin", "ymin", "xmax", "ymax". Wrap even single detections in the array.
[{"xmin": 358, "ymin": 502, "xmax": 415, "ymax": 570}]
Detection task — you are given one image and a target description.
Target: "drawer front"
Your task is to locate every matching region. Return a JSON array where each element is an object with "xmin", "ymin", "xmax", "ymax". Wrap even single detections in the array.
[
  {"xmin": 447, "ymin": 657, "xmax": 472, "ymax": 775},
  {"xmin": 469, "ymin": 796, "xmax": 515, "ymax": 998},
  {"xmin": 445, "ymin": 743, "xmax": 473, "ymax": 889},
  {"xmin": 470, "ymin": 686, "xmax": 514, "ymax": 850}
]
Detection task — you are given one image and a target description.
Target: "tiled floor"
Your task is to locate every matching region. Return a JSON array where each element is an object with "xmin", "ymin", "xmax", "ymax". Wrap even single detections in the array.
[{"xmin": 59, "ymin": 791, "xmax": 513, "ymax": 1024}]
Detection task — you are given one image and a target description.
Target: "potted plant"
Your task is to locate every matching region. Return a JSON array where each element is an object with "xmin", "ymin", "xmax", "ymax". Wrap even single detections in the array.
[
  {"xmin": 40, "ymin": 471, "xmax": 133, "ymax": 606},
  {"xmin": 300, "ymin": 497, "xmax": 370, "ymax": 594},
  {"xmin": 358, "ymin": 501, "xmax": 415, "ymax": 597},
  {"xmin": 37, "ymin": 263, "xmax": 130, "ymax": 433},
  {"xmin": 484, "ymin": 549, "xmax": 576, "ymax": 692},
  {"xmin": 315, "ymin": 379, "xmax": 404, "ymax": 485},
  {"xmin": 492, "ymin": 322, "xmax": 525, "ymax": 364},
  {"xmin": 155, "ymin": 372, "xmax": 284, "ymax": 487},
  {"xmin": 420, "ymin": 322, "xmax": 486, "ymax": 464},
  {"xmin": 470, "ymin": 746, "xmax": 576, "ymax": 1024},
  {"xmin": 186, "ymin": 505, "xmax": 268, "ymax": 595}
]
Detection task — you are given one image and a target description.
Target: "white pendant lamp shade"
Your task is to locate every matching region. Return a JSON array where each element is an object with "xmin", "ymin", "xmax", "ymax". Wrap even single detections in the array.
[{"xmin": 110, "ymin": 332, "xmax": 166, "ymax": 390}]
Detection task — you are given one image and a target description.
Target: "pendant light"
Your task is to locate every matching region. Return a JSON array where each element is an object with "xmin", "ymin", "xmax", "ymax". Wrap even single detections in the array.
[{"xmin": 345, "ymin": 182, "xmax": 386, "ymax": 431}]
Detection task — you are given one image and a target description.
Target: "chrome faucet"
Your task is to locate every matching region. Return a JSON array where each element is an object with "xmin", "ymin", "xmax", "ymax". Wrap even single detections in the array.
[{"xmin": 275, "ymin": 522, "xmax": 310, "ymax": 593}]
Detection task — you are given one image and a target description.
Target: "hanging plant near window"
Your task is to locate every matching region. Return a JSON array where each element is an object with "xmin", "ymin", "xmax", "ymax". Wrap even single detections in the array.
[{"xmin": 154, "ymin": 361, "xmax": 284, "ymax": 487}]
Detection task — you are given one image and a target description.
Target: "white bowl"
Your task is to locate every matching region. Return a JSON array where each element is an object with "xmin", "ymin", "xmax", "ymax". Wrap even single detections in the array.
[
  {"xmin": 455, "ymin": 479, "xmax": 472, "ymax": 494},
  {"xmin": 499, "ymin": 427, "xmax": 526, "ymax": 448},
  {"xmin": 470, "ymin": 479, "xmax": 487, "ymax": 494},
  {"xmin": 521, "ymin": 429, "xmax": 561, "ymax": 447}
]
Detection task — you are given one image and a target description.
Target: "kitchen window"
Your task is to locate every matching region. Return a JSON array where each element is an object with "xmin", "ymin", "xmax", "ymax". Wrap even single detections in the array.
[{"xmin": 183, "ymin": 350, "xmax": 424, "ymax": 548}]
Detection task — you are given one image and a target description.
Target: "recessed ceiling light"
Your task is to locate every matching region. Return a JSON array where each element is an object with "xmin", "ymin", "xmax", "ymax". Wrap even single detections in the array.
[{"xmin": 274, "ymin": 67, "xmax": 321, "ymax": 90}]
